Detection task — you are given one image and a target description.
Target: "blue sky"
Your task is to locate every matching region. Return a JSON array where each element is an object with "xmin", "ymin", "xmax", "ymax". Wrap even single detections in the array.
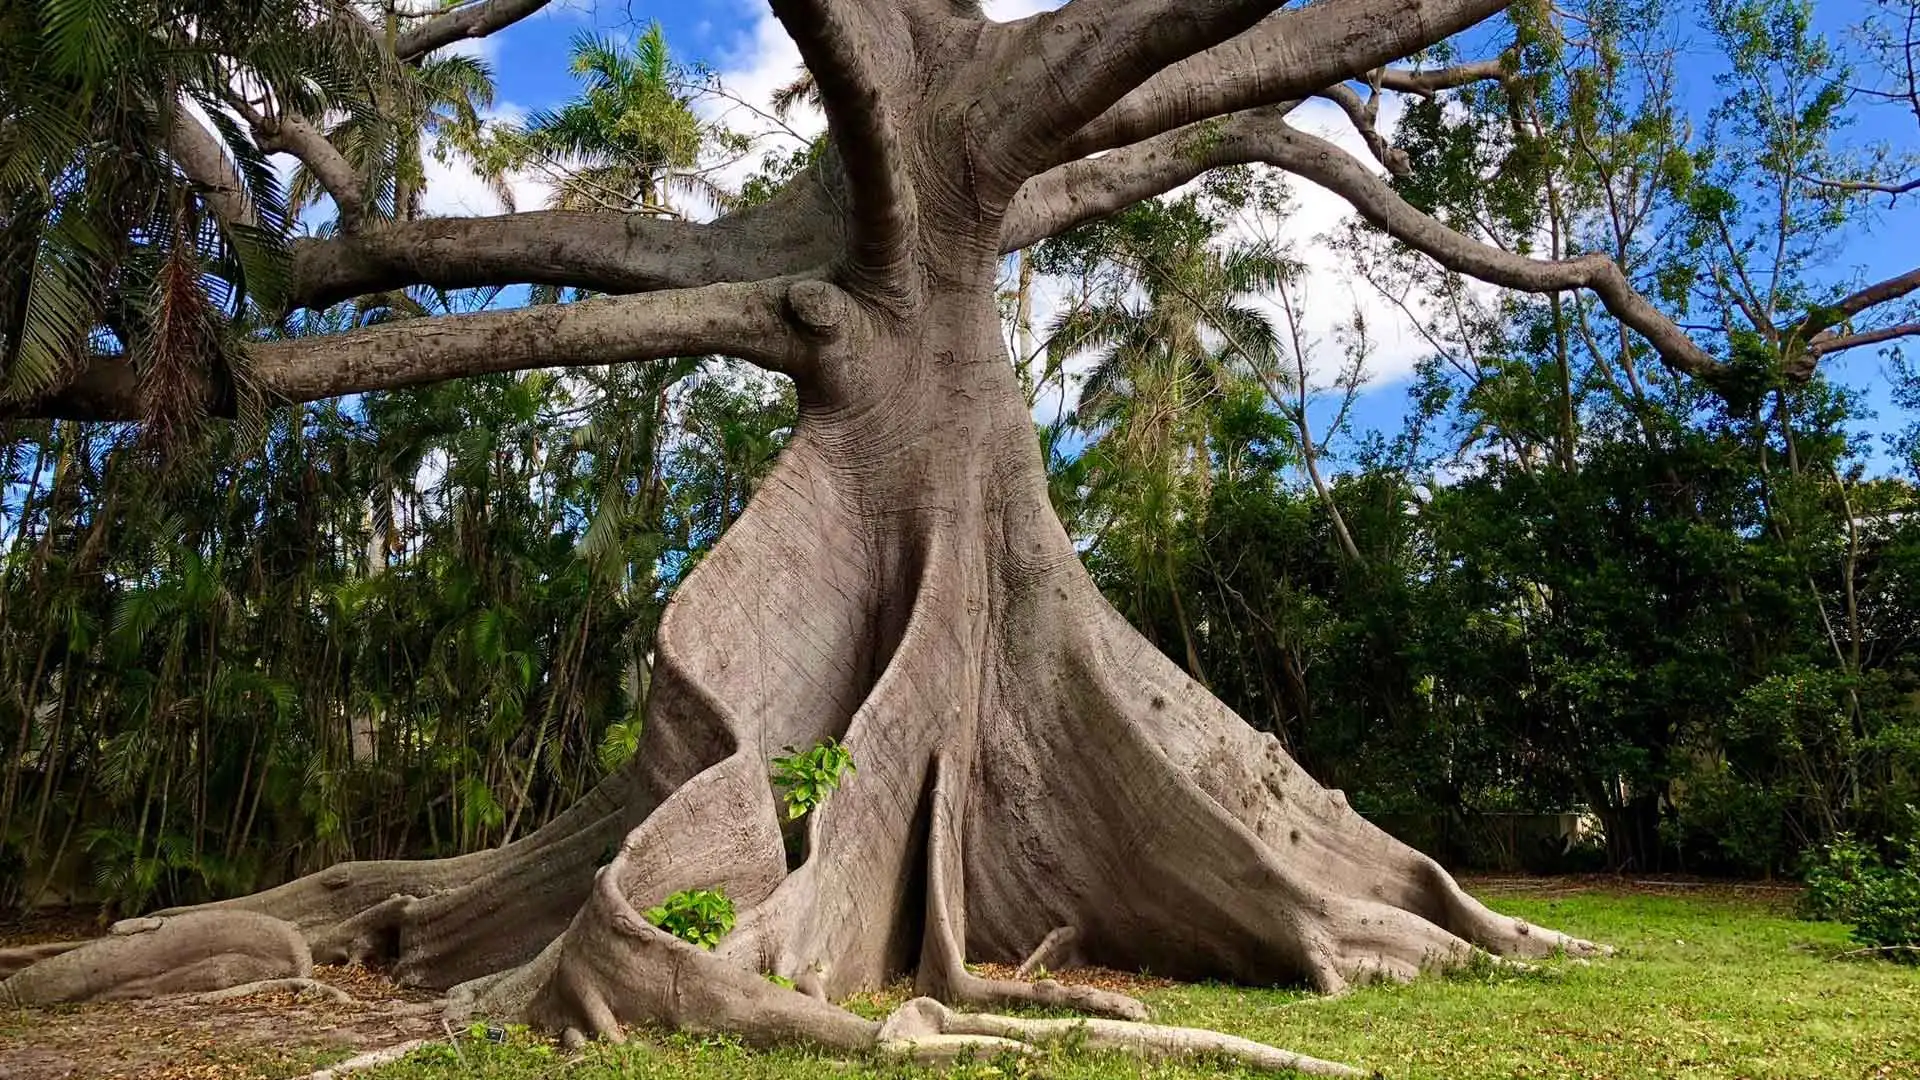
[{"xmin": 446, "ymin": 0, "xmax": 1916, "ymax": 474}]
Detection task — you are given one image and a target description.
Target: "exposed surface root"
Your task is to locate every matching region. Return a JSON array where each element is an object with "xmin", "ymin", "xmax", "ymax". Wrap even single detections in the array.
[
  {"xmin": 878, "ymin": 997, "xmax": 1365, "ymax": 1077},
  {"xmin": 1014, "ymin": 926, "xmax": 1078, "ymax": 979},
  {"xmin": 0, "ymin": 911, "xmax": 309, "ymax": 1007},
  {"xmin": 190, "ymin": 976, "xmax": 355, "ymax": 1005},
  {"xmin": 0, "ymin": 940, "xmax": 88, "ymax": 978},
  {"xmin": 303, "ymin": 1039, "xmax": 431, "ymax": 1080}
]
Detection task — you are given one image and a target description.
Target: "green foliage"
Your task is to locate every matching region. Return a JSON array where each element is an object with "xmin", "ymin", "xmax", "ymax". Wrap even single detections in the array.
[
  {"xmin": 644, "ymin": 887, "xmax": 736, "ymax": 950},
  {"xmin": 1803, "ymin": 809, "xmax": 1920, "ymax": 958},
  {"xmin": 0, "ymin": 357, "xmax": 793, "ymax": 913},
  {"xmin": 770, "ymin": 739, "xmax": 856, "ymax": 820}
]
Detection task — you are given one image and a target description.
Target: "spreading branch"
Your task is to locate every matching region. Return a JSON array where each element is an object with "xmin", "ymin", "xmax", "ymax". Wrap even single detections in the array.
[
  {"xmin": 1800, "ymin": 174, "xmax": 1920, "ymax": 199},
  {"xmin": 1063, "ymin": 0, "xmax": 1511, "ymax": 158},
  {"xmin": 393, "ymin": 0, "xmax": 554, "ymax": 62},
  {"xmin": 1807, "ymin": 321, "xmax": 1920, "ymax": 356},
  {"xmin": 1804, "ymin": 266, "xmax": 1920, "ymax": 331},
  {"xmin": 9, "ymin": 280, "xmax": 805, "ymax": 422},
  {"xmin": 768, "ymin": 0, "xmax": 916, "ymax": 302},
  {"xmin": 252, "ymin": 112, "xmax": 367, "ymax": 222},
  {"xmin": 992, "ymin": 0, "xmax": 1286, "ymax": 158},
  {"xmin": 1009, "ymin": 111, "xmax": 1742, "ymax": 386},
  {"xmin": 1234, "ymin": 122, "xmax": 1735, "ymax": 382},
  {"xmin": 1001, "ymin": 104, "xmax": 1302, "ymax": 252},
  {"xmin": 286, "ymin": 194, "xmax": 832, "ymax": 312},
  {"xmin": 1317, "ymin": 84, "xmax": 1410, "ymax": 175}
]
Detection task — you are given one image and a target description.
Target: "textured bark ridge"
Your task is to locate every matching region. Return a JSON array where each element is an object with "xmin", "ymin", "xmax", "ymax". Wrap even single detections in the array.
[{"xmin": 0, "ymin": 0, "xmax": 1616, "ymax": 1070}]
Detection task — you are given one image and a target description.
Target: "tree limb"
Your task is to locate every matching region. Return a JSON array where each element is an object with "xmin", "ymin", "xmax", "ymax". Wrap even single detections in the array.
[
  {"xmin": 991, "ymin": 0, "xmax": 1286, "ymax": 159},
  {"xmin": 1375, "ymin": 58, "xmax": 1509, "ymax": 96},
  {"xmin": 1807, "ymin": 322, "xmax": 1920, "ymax": 356},
  {"xmin": 1317, "ymin": 84, "xmax": 1410, "ymax": 175},
  {"xmin": 394, "ymin": 0, "xmax": 553, "ymax": 62},
  {"xmin": 1063, "ymin": 0, "xmax": 1511, "ymax": 158},
  {"xmin": 768, "ymin": 0, "xmax": 916, "ymax": 302},
  {"xmin": 1008, "ymin": 111, "xmax": 1740, "ymax": 386},
  {"xmin": 7, "ymin": 280, "xmax": 807, "ymax": 422},
  {"xmin": 1001, "ymin": 104, "xmax": 1302, "ymax": 251},
  {"xmin": 285, "ymin": 168, "xmax": 844, "ymax": 311},
  {"xmin": 254, "ymin": 112, "xmax": 367, "ymax": 222},
  {"xmin": 1800, "ymin": 174, "xmax": 1920, "ymax": 198},
  {"xmin": 1243, "ymin": 122, "xmax": 1735, "ymax": 383},
  {"xmin": 167, "ymin": 112, "xmax": 257, "ymax": 229},
  {"xmin": 1804, "ymin": 266, "xmax": 1920, "ymax": 332}
]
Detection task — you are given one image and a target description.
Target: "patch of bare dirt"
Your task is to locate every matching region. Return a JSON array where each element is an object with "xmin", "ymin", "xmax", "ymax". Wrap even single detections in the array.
[
  {"xmin": 968, "ymin": 963, "xmax": 1180, "ymax": 996},
  {"xmin": 0, "ymin": 962, "xmax": 438, "ymax": 1080}
]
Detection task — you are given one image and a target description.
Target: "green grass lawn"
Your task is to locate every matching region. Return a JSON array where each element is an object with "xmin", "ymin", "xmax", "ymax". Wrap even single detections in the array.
[{"xmin": 357, "ymin": 882, "xmax": 1920, "ymax": 1080}]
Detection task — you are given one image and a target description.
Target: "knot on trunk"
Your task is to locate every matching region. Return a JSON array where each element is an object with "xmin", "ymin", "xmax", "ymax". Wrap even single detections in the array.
[{"xmin": 785, "ymin": 280, "xmax": 854, "ymax": 340}]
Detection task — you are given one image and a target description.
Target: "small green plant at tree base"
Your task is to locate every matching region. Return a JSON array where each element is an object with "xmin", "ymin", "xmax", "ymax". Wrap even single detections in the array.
[
  {"xmin": 765, "ymin": 972, "xmax": 796, "ymax": 990},
  {"xmin": 771, "ymin": 738, "xmax": 857, "ymax": 820},
  {"xmin": 645, "ymin": 887, "xmax": 737, "ymax": 949},
  {"xmin": 1803, "ymin": 806, "xmax": 1920, "ymax": 961}
]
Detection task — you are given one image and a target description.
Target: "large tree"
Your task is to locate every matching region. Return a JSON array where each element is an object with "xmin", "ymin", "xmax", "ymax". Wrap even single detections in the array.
[{"xmin": 5, "ymin": 0, "xmax": 1918, "ymax": 1070}]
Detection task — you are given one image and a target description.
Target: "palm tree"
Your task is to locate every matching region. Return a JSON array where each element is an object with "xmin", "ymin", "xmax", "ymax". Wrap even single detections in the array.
[
  {"xmin": 288, "ymin": 50, "xmax": 501, "ymax": 223},
  {"xmin": 486, "ymin": 24, "xmax": 726, "ymax": 217},
  {"xmin": 0, "ymin": 0, "xmax": 379, "ymax": 429}
]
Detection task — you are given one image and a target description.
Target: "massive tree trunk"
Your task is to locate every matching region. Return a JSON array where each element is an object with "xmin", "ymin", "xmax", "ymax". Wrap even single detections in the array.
[
  {"xmin": 77, "ymin": 279, "xmax": 1594, "ymax": 1061},
  {"xmin": 0, "ymin": 0, "xmax": 1644, "ymax": 1068}
]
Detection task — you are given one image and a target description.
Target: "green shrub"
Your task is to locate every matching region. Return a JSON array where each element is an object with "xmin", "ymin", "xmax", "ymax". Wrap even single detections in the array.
[
  {"xmin": 645, "ymin": 887, "xmax": 736, "ymax": 949},
  {"xmin": 770, "ymin": 738, "xmax": 856, "ymax": 820},
  {"xmin": 1802, "ymin": 807, "xmax": 1920, "ymax": 960}
]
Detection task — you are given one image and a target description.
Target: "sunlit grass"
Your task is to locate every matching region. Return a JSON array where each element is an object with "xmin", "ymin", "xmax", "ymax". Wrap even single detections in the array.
[{"xmin": 337, "ymin": 884, "xmax": 1920, "ymax": 1079}]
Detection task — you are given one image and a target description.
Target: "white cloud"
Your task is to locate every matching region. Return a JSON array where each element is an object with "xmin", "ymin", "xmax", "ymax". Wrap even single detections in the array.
[
  {"xmin": 691, "ymin": 5, "xmax": 824, "ymax": 200},
  {"xmin": 416, "ymin": 102, "xmax": 560, "ymax": 218},
  {"xmin": 1231, "ymin": 97, "xmax": 1432, "ymax": 390}
]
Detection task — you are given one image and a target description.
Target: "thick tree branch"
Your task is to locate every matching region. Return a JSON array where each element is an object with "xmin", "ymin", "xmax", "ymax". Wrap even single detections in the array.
[
  {"xmin": 287, "ymin": 208, "xmax": 826, "ymax": 312},
  {"xmin": 285, "ymin": 168, "xmax": 844, "ymax": 310},
  {"xmin": 1247, "ymin": 123, "xmax": 1732, "ymax": 382},
  {"xmin": 8, "ymin": 281, "xmax": 806, "ymax": 422},
  {"xmin": 1001, "ymin": 104, "xmax": 1302, "ymax": 251},
  {"xmin": 167, "ymin": 113, "xmax": 257, "ymax": 228},
  {"xmin": 393, "ymin": 0, "xmax": 552, "ymax": 62},
  {"xmin": 1318, "ymin": 85, "xmax": 1410, "ymax": 175},
  {"xmin": 992, "ymin": 0, "xmax": 1286, "ymax": 158},
  {"xmin": 1064, "ymin": 0, "xmax": 1511, "ymax": 158},
  {"xmin": 1805, "ymin": 266, "xmax": 1920, "ymax": 330},
  {"xmin": 768, "ymin": 0, "xmax": 916, "ymax": 302},
  {"xmin": 253, "ymin": 112, "xmax": 367, "ymax": 222},
  {"xmin": 1807, "ymin": 321, "xmax": 1920, "ymax": 356}
]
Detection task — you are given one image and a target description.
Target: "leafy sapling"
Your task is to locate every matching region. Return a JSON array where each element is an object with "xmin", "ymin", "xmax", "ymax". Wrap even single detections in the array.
[
  {"xmin": 645, "ymin": 887, "xmax": 736, "ymax": 949},
  {"xmin": 771, "ymin": 737, "xmax": 857, "ymax": 820}
]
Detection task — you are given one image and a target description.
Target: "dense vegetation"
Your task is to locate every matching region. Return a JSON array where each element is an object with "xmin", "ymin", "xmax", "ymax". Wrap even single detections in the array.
[{"xmin": 3, "ymin": 0, "xmax": 1918, "ymax": 919}]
